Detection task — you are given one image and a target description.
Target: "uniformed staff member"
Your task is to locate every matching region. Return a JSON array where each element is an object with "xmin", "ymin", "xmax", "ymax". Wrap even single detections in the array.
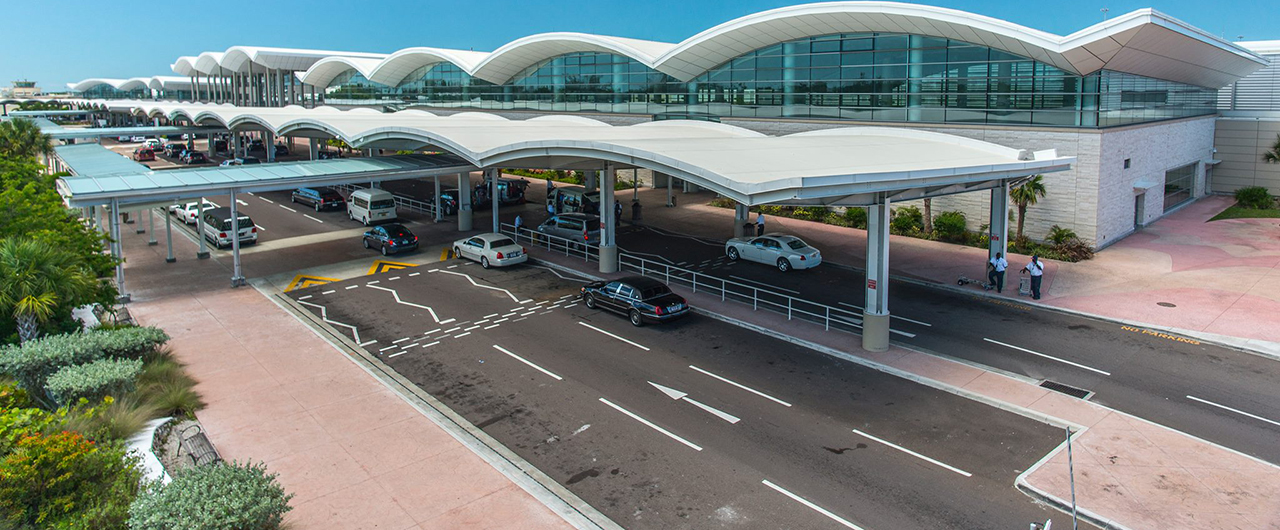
[
  {"xmin": 987, "ymin": 252, "xmax": 1008, "ymax": 293},
  {"xmin": 1021, "ymin": 255, "xmax": 1044, "ymax": 300}
]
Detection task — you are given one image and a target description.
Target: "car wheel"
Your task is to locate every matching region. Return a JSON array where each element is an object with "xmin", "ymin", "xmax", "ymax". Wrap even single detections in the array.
[
  {"xmin": 314, "ymin": 203, "xmax": 320, "ymax": 212},
  {"xmin": 584, "ymin": 293, "xmax": 596, "ymax": 309},
  {"xmin": 727, "ymin": 247, "xmax": 740, "ymax": 261},
  {"xmin": 629, "ymin": 309, "xmax": 644, "ymax": 327},
  {"xmin": 481, "ymin": 256, "xmax": 490, "ymax": 269},
  {"xmin": 362, "ymin": 216, "xmax": 369, "ymax": 226},
  {"xmin": 777, "ymin": 258, "xmax": 791, "ymax": 272},
  {"xmin": 381, "ymin": 245, "xmax": 389, "ymax": 256},
  {"xmin": 453, "ymin": 247, "xmax": 462, "ymax": 259},
  {"xmin": 362, "ymin": 238, "xmax": 370, "ymax": 249},
  {"xmin": 291, "ymin": 196, "xmax": 296, "ymax": 203}
]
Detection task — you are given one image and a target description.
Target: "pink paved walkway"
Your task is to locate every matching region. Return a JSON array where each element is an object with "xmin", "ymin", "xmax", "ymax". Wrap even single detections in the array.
[
  {"xmin": 120, "ymin": 217, "xmax": 573, "ymax": 530},
  {"xmin": 534, "ymin": 247, "xmax": 1280, "ymax": 530}
]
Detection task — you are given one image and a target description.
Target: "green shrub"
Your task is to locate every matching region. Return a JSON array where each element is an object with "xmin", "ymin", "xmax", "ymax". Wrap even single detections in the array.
[
  {"xmin": 1234, "ymin": 186, "xmax": 1275, "ymax": 209},
  {"xmin": 890, "ymin": 206, "xmax": 923, "ymax": 234},
  {"xmin": 842, "ymin": 207, "xmax": 867, "ymax": 229},
  {"xmin": 129, "ymin": 461, "xmax": 294, "ymax": 530},
  {"xmin": 0, "ymin": 430, "xmax": 140, "ymax": 530},
  {"xmin": 0, "ymin": 327, "xmax": 168, "ymax": 399},
  {"xmin": 1048, "ymin": 225, "xmax": 1078, "ymax": 245},
  {"xmin": 791, "ymin": 206, "xmax": 829, "ymax": 221},
  {"xmin": 45, "ymin": 358, "xmax": 144, "ymax": 407},
  {"xmin": 59, "ymin": 395, "xmax": 159, "ymax": 443},
  {"xmin": 932, "ymin": 211, "xmax": 967, "ymax": 242}
]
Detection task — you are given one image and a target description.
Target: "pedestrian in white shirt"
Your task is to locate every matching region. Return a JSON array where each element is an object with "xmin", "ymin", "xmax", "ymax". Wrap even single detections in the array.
[
  {"xmin": 1020, "ymin": 255, "xmax": 1044, "ymax": 299},
  {"xmin": 756, "ymin": 213, "xmax": 766, "ymax": 236},
  {"xmin": 987, "ymin": 252, "xmax": 1008, "ymax": 293}
]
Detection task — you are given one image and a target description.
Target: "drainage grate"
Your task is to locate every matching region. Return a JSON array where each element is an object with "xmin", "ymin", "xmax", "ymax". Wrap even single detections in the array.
[{"xmin": 1039, "ymin": 380, "xmax": 1092, "ymax": 399}]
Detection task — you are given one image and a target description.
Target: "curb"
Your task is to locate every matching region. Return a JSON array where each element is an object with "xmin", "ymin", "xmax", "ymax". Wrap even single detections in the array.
[
  {"xmin": 1014, "ymin": 437, "xmax": 1132, "ymax": 530},
  {"xmin": 257, "ymin": 281, "xmax": 622, "ymax": 530}
]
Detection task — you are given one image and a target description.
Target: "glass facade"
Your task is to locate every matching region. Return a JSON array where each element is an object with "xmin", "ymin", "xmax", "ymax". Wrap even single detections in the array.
[
  {"xmin": 82, "ymin": 84, "xmax": 147, "ymax": 100},
  {"xmin": 317, "ymin": 32, "xmax": 1219, "ymax": 128},
  {"xmin": 1163, "ymin": 163, "xmax": 1196, "ymax": 212}
]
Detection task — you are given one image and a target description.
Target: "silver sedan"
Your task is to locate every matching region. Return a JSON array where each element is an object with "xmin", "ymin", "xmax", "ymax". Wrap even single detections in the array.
[{"xmin": 725, "ymin": 233, "xmax": 822, "ymax": 272}]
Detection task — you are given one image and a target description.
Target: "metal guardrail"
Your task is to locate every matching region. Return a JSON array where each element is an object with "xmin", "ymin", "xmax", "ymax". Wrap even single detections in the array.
[
  {"xmin": 332, "ymin": 183, "xmax": 441, "ymax": 219},
  {"xmin": 498, "ymin": 223, "xmax": 866, "ymax": 334}
]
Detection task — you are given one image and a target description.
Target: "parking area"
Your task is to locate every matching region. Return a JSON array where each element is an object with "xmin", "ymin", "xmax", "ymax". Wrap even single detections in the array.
[{"xmin": 287, "ymin": 258, "xmax": 1068, "ymax": 529}]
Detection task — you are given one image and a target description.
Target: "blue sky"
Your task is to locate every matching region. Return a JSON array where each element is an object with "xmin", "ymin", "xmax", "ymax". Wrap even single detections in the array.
[{"xmin": 1, "ymin": 0, "xmax": 1271, "ymax": 89}]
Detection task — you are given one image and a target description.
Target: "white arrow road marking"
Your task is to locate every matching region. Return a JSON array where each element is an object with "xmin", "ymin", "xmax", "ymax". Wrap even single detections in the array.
[
  {"xmin": 366, "ymin": 284, "xmax": 444, "ymax": 323},
  {"xmin": 236, "ymin": 199, "xmax": 248, "ymax": 206},
  {"xmin": 599, "ymin": 398, "xmax": 701, "ymax": 451},
  {"xmin": 649, "ymin": 382, "xmax": 740, "ymax": 424}
]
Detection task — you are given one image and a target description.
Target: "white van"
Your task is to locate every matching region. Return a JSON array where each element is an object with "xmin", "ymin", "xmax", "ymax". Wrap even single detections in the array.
[{"xmin": 347, "ymin": 188, "xmax": 397, "ymax": 225}]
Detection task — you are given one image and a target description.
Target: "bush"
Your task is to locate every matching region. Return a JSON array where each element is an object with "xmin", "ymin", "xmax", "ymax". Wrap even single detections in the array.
[
  {"xmin": 890, "ymin": 206, "xmax": 923, "ymax": 234},
  {"xmin": 1234, "ymin": 186, "xmax": 1275, "ymax": 209},
  {"xmin": 932, "ymin": 211, "xmax": 967, "ymax": 242},
  {"xmin": 0, "ymin": 328, "xmax": 168, "ymax": 399},
  {"xmin": 129, "ymin": 461, "xmax": 294, "ymax": 530},
  {"xmin": 1047, "ymin": 225, "xmax": 1078, "ymax": 245},
  {"xmin": 45, "ymin": 358, "xmax": 144, "ymax": 407},
  {"xmin": 842, "ymin": 207, "xmax": 867, "ymax": 229},
  {"xmin": 791, "ymin": 206, "xmax": 829, "ymax": 221},
  {"xmin": 0, "ymin": 430, "xmax": 140, "ymax": 530}
]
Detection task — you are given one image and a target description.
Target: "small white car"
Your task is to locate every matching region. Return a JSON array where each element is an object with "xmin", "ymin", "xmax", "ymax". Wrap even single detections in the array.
[
  {"xmin": 452, "ymin": 233, "xmax": 527, "ymax": 269},
  {"xmin": 144, "ymin": 139, "xmax": 163, "ymax": 150},
  {"xmin": 177, "ymin": 200, "xmax": 219, "ymax": 225},
  {"xmin": 725, "ymin": 233, "xmax": 822, "ymax": 272},
  {"xmin": 116, "ymin": 135, "xmax": 131, "ymax": 142},
  {"xmin": 130, "ymin": 136, "xmax": 147, "ymax": 143}
]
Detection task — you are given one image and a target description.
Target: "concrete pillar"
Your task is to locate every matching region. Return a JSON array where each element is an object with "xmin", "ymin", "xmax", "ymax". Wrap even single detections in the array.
[
  {"xmin": 196, "ymin": 199, "xmax": 209, "ymax": 259},
  {"xmin": 585, "ymin": 171, "xmax": 598, "ymax": 192},
  {"xmin": 733, "ymin": 203, "xmax": 749, "ymax": 238},
  {"xmin": 233, "ymin": 134, "xmax": 243, "ymax": 159},
  {"xmin": 207, "ymin": 133, "xmax": 215, "ymax": 157},
  {"xmin": 109, "ymin": 199, "xmax": 129, "ymax": 303},
  {"xmin": 666, "ymin": 174, "xmax": 674, "ymax": 207},
  {"xmin": 164, "ymin": 209, "xmax": 175, "ymax": 263},
  {"xmin": 265, "ymin": 132, "xmax": 275, "ymax": 162},
  {"xmin": 229, "ymin": 188, "xmax": 245, "ymax": 287},
  {"xmin": 488, "ymin": 168, "xmax": 500, "ymax": 233},
  {"xmin": 600, "ymin": 163, "xmax": 618, "ymax": 273},
  {"xmin": 863, "ymin": 201, "xmax": 891, "ymax": 352},
  {"xmin": 146, "ymin": 209, "xmax": 156, "ymax": 243},
  {"xmin": 309, "ymin": 138, "xmax": 319, "ymax": 160},
  {"xmin": 989, "ymin": 181, "xmax": 1010, "ymax": 262},
  {"xmin": 457, "ymin": 172, "xmax": 473, "ymax": 231},
  {"xmin": 434, "ymin": 175, "xmax": 443, "ymax": 222}
]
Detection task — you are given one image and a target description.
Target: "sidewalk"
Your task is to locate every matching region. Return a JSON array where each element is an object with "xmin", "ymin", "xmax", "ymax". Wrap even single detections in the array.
[
  {"xmin": 119, "ymin": 213, "xmax": 574, "ymax": 530},
  {"xmin": 532, "ymin": 247, "xmax": 1280, "ymax": 530},
  {"xmin": 598, "ymin": 183, "xmax": 1280, "ymax": 354}
]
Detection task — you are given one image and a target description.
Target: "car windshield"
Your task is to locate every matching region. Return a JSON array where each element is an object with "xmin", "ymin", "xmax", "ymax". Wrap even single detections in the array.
[
  {"xmin": 488, "ymin": 237, "xmax": 515, "ymax": 248},
  {"xmin": 386, "ymin": 227, "xmax": 412, "ymax": 238},
  {"xmin": 638, "ymin": 284, "xmax": 672, "ymax": 300},
  {"xmin": 786, "ymin": 239, "xmax": 809, "ymax": 250},
  {"xmin": 582, "ymin": 218, "xmax": 600, "ymax": 231}
]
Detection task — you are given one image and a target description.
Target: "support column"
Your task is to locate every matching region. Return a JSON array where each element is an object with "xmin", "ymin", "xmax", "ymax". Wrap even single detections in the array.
[
  {"xmin": 233, "ymin": 134, "xmax": 243, "ymax": 159},
  {"xmin": 265, "ymin": 132, "xmax": 275, "ymax": 162},
  {"xmin": 989, "ymin": 181, "xmax": 1010, "ymax": 262},
  {"xmin": 309, "ymin": 137, "xmax": 319, "ymax": 160},
  {"xmin": 207, "ymin": 133, "xmax": 215, "ymax": 157},
  {"xmin": 433, "ymin": 175, "xmax": 443, "ymax": 222},
  {"xmin": 164, "ymin": 209, "xmax": 175, "ymax": 263},
  {"xmin": 109, "ymin": 198, "xmax": 130, "ymax": 303},
  {"xmin": 196, "ymin": 199, "xmax": 209, "ymax": 259},
  {"xmin": 863, "ymin": 200, "xmax": 891, "ymax": 352},
  {"xmin": 733, "ymin": 203, "xmax": 749, "ymax": 238},
  {"xmin": 229, "ymin": 188, "xmax": 245, "ymax": 287},
  {"xmin": 585, "ymin": 171, "xmax": 598, "ymax": 192},
  {"xmin": 146, "ymin": 209, "xmax": 156, "ymax": 244},
  {"xmin": 457, "ymin": 172, "xmax": 473, "ymax": 231},
  {"xmin": 600, "ymin": 164, "xmax": 618, "ymax": 273},
  {"xmin": 666, "ymin": 174, "xmax": 674, "ymax": 207},
  {"xmin": 488, "ymin": 168, "xmax": 500, "ymax": 233}
]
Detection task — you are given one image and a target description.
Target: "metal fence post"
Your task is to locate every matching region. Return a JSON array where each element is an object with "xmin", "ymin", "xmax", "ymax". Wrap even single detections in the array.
[
  {"xmin": 721, "ymin": 279, "xmax": 725, "ymax": 301},
  {"xmin": 692, "ymin": 274, "xmax": 698, "ymax": 293},
  {"xmin": 825, "ymin": 306, "xmax": 830, "ymax": 331},
  {"xmin": 753, "ymin": 288, "xmax": 758, "ymax": 310},
  {"xmin": 788, "ymin": 298, "xmax": 793, "ymax": 320}
]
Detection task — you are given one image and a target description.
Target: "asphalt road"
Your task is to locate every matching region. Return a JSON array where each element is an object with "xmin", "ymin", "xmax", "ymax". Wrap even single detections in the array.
[{"xmin": 289, "ymin": 260, "xmax": 1075, "ymax": 530}]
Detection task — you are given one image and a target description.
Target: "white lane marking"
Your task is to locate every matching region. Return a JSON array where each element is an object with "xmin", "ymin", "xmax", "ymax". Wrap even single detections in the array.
[
  {"xmin": 359, "ymin": 339, "xmax": 377, "ymax": 347},
  {"xmin": 379, "ymin": 345, "xmax": 397, "ymax": 352},
  {"xmin": 393, "ymin": 337, "xmax": 411, "ymax": 344},
  {"xmin": 298, "ymin": 295, "xmax": 312, "ymax": 301},
  {"xmin": 1187, "ymin": 395, "xmax": 1280, "ymax": 427},
  {"xmin": 984, "ymin": 338, "xmax": 1111, "ymax": 376},
  {"xmin": 464, "ymin": 325, "xmax": 481, "ymax": 331},
  {"xmin": 559, "ymin": 294, "xmax": 576, "ymax": 299},
  {"xmin": 247, "ymin": 192, "xmax": 254, "ymax": 195},
  {"xmin": 649, "ymin": 382, "xmax": 740, "ymax": 424},
  {"xmin": 447, "ymin": 265, "xmax": 458, "ymax": 269},
  {"xmin": 454, "ymin": 332, "xmax": 471, "ymax": 338},
  {"xmin": 257, "ymin": 196, "xmax": 274, "ymax": 204},
  {"xmin": 303, "ymin": 214, "xmax": 324, "ymax": 224},
  {"xmin": 539, "ymin": 310, "xmax": 553, "ymax": 315},
  {"xmin": 421, "ymin": 341, "xmax": 440, "ymax": 349},
  {"xmin": 428, "ymin": 268, "xmax": 440, "ymax": 272},
  {"xmin": 388, "ymin": 351, "xmax": 407, "ymax": 358},
  {"xmin": 852, "ymin": 429, "xmax": 972, "ymax": 477},
  {"xmin": 493, "ymin": 345, "xmax": 562, "ymax": 381},
  {"xmin": 404, "ymin": 343, "xmax": 420, "ymax": 349},
  {"xmin": 513, "ymin": 317, "xmax": 528, "ymax": 322},
  {"xmin": 483, "ymin": 313, "xmax": 500, "ymax": 319},
  {"xmin": 534, "ymin": 300, "xmax": 549, "ymax": 306},
  {"xmin": 423, "ymin": 328, "xmax": 441, "ymax": 335},
  {"xmin": 727, "ymin": 275, "xmax": 801, "ymax": 295},
  {"xmin": 837, "ymin": 302, "xmax": 932, "ymax": 327},
  {"xmin": 409, "ymin": 272, "xmax": 420, "ymax": 277},
  {"xmin": 761, "ymin": 480, "xmax": 864, "ymax": 530},
  {"xmin": 389, "ymin": 276, "xmax": 400, "ymax": 281},
  {"xmin": 572, "ymin": 424, "xmax": 591, "ymax": 435},
  {"xmin": 254, "ymin": 224, "xmax": 266, "ymax": 231},
  {"xmin": 484, "ymin": 324, "xmax": 500, "ymax": 330},
  {"xmin": 280, "ymin": 205, "xmax": 297, "ymax": 213},
  {"xmin": 548, "ymin": 304, "xmax": 562, "ymax": 309},
  {"xmin": 598, "ymin": 398, "xmax": 701, "ymax": 451},
  {"xmin": 493, "ymin": 318, "xmax": 508, "ymax": 324},
  {"xmin": 520, "ymin": 311, "xmax": 537, "ymax": 316},
  {"xmin": 476, "ymin": 319, "xmax": 490, "ymax": 325},
  {"xmin": 440, "ymin": 318, "xmax": 456, "ymax": 324},
  {"xmin": 434, "ymin": 269, "xmax": 531, "ymax": 304},
  {"xmin": 345, "ymin": 285, "xmax": 358, "ymax": 290},
  {"xmin": 298, "ymin": 300, "xmax": 362, "ymax": 344},
  {"xmin": 367, "ymin": 284, "xmax": 443, "ymax": 323},
  {"xmin": 444, "ymin": 327, "xmax": 461, "ymax": 333},
  {"xmin": 564, "ymin": 303, "xmax": 578, "ymax": 308},
  {"xmin": 503, "ymin": 312, "xmax": 518, "ymax": 317},
  {"xmin": 689, "ymin": 365, "xmax": 791, "ymax": 407},
  {"xmin": 236, "ymin": 199, "xmax": 248, "ymax": 206},
  {"xmin": 578, "ymin": 322, "xmax": 650, "ymax": 351},
  {"xmin": 367, "ymin": 280, "xmax": 380, "ymax": 285},
  {"xmin": 321, "ymin": 290, "xmax": 335, "ymax": 295}
]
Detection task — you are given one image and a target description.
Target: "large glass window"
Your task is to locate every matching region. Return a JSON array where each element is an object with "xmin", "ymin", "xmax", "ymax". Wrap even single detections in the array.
[{"xmin": 1163, "ymin": 163, "xmax": 1196, "ymax": 212}]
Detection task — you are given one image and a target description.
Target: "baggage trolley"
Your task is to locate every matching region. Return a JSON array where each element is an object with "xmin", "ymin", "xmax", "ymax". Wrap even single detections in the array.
[{"xmin": 1018, "ymin": 276, "xmax": 1031, "ymax": 296}]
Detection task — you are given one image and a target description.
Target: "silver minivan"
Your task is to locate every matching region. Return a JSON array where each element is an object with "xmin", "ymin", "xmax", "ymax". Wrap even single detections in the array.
[
  {"xmin": 200, "ymin": 207, "xmax": 258, "ymax": 249},
  {"xmin": 347, "ymin": 188, "xmax": 397, "ymax": 225},
  {"xmin": 536, "ymin": 213, "xmax": 601, "ymax": 244}
]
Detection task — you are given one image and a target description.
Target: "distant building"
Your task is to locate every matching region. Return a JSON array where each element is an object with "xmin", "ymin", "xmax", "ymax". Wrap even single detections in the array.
[{"xmin": 4, "ymin": 80, "xmax": 42, "ymax": 98}]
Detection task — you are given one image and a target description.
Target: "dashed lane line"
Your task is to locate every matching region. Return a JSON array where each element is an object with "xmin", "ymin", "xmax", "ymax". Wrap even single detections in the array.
[
  {"xmin": 984, "ymin": 338, "xmax": 1111, "ymax": 376},
  {"xmin": 388, "ymin": 276, "xmax": 401, "ymax": 281},
  {"xmin": 367, "ymin": 280, "xmax": 380, "ymax": 285},
  {"xmin": 303, "ymin": 214, "xmax": 324, "ymax": 223},
  {"xmin": 393, "ymin": 337, "xmax": 411, "ymax": 344},
  {"xmin": 493, "ymin": 318, "xmax": 509, "ymax": 324},
  {"xmin": 454, "ymin": 332, "xmax": 471, "ymax": 338},
  {"xmin": 379, "ymin": 345, "xmax": 397, "ymax": 352},
  {"xmin": 1186, "ymin": 395, "xmax": 1280, "ymax": 428},
  {"xmin": 443, "ymin": 326, "xmax": 461, "ymax": 333},
  {"xmin": 483, "ymin": 313, "xmax": 500, "ymax": 319},
  {"xmin": 409, "ymin": 272, "xmax": 420, "ymax": 277},
  {"xmin": 404, "ymin": 343, "xmax": 420, "ymax": 349},
  {"xmin": 297, "ymin": 295, "xmax": 312, "ymax": 301},
  {"xmin": 388, "ymin": 350, "xmax": 407, "ymax": 358},
  {"xmin": 852, "ymin": 429, "xmax": 972, "ymax": 477},
  {"xmin": 280, "ymin": 205, "xmax": 297, "ymax": 213},
  {"xmin": 421, "ymin": 341, "xmax": 440, "ymax": 349},
  {"xmin": 464, "ymin": 325, "xmax": 481, "ymax": 331},
  {"xmin": 423, "ymin": 328, "xmax": 441, "ymax": 336},
  {"xmin": 689, "ymin": 365, "xmax": 792, "ymax": 407},
  {"xmin": 761, "ymin": 480, "xmax": 863, "ymax": 529},
  {"xmin": 321, "ymin": 290, "xmax": 336, "ymax": 295},
  {"xmin": 257, "ymin": 196, "xmax": 274, "ymax": 204},
  {"xmin": 484, "ymin": 324, "xmax": 500, "ymax": 330},
  {"xmin": 493, "ymin": 345, "xmax": 562, "ymax": 381},
  {"xmin": 578, "ymin": 322, "xmax": 650, "ymax": 351},
  {"xmin": 598, "ymin": 398, "xmax": 701, "ymax": 451},
  {"xmin": 345, "ymin": 285, "xmax": 358, "ymax": 290}
]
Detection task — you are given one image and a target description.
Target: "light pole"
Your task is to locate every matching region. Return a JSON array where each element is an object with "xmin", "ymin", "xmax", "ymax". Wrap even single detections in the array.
[
  {"xmin": 1100, "ymin": 7, "xmax": 1109, "ymax": 20},
  {"xmin": 1066, "ymin": 426, "xmax": 1079, "ymax": 530}
]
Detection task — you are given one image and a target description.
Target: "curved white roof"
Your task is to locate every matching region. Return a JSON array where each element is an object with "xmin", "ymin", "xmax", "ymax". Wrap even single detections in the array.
[
  {"xmin": 66, "ymin": 78, "xmax": 151, "ymax": 92},
  {"xmin": 171, "ymin": 46, "xmax": 388, "ymax": 76},
  {"xmin": 287, "ymin": 2, "xmax": 1266, "ymax": 91}
]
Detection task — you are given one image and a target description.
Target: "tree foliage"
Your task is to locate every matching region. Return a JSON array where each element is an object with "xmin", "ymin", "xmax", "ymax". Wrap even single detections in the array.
[
  {"xmin": 0, "ymin": 430, "xmax": 140, "ymax": 530},
  {"xmin": 0, "ymin": 238, "xmax": 102, "ymax": 343},
  {"xmin": 0, "ymin": 118, "xmax": 53, "ymax": 160},
  {"xmin": 1009, "ymin": 175, "xmax": 1048, "ymax": 242},
  {"xmin": 1263, "ymin": 134, "xmax": 1280, "ymax": 164}
]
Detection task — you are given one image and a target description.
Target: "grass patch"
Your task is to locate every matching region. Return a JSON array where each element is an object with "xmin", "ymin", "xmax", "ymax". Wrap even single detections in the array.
[{"xmin": 1209, "ymin": 205, "xmax": 1280, "ymax": 221}]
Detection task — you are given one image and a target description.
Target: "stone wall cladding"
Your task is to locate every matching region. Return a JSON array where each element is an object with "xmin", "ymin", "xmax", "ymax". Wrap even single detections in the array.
[{"xmin": 1212, "ymin": 117, "xmax": 1280, "ymax": 195}]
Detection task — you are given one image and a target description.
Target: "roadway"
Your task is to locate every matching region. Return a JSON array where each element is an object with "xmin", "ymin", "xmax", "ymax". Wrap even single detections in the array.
[{"xmin": 288, "ymin": 261, "xmax": 1075, "ymax": 529}]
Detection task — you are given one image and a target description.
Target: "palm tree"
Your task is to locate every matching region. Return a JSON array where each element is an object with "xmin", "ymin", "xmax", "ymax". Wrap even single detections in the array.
[
  {"xmin": 1264, "ymin": 134, "xmax": 1280, "ymax": 164},
  {"xmin": 922, "ymin": 198, "xmax": 933, "ymax": 235},
  {"xmin": 0, "ymin": 118, "xmax": 52, "ymax": 161},
  {"xmin": 1009, "ymin": 175, "xmax": 1048, "ymax": 242},
  {"xmin": 0, "ymin": 238, "xmax": 99, "ymax": 343}
]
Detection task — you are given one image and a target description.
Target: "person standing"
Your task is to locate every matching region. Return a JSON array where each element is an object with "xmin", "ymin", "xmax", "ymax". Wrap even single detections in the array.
[
  {"xmin": 1021, "ymin": 255, "xmax": 1044, "ymax": 300},
  {"xmin": 614, "ymin": 200, "xmax": 623, "ymax": 226},
  {"xmin": 546, "ymin": 199, "xmax": 555, "ymax": 217},
  {"xmin": 756, "ymin": 212, "xmax": 766, "ymax": 236},
  {"xmin": 514, "ymin": 214, "xmax": 523, "ymax": 236},
  {"xmin": 987, "ymin": 252, "xmax": 1007, "ymax": 293},
  {"xmin": 545, "ymin": 178, "xmax": 554, "ymax": 199}
]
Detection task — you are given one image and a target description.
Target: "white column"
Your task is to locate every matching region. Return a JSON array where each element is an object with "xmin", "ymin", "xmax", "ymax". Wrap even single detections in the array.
[
  {"xmin": 585, "ymin": 171, "xmax": 598, "ymax": 192},
  {"xmin": 147, "ymin": 209, "xmax": 157, "ymax": 244},
  {"xmin": 600, "ymin": 163, "xmax": 618, "ymax": 273},
  {"xmin": 863, "ymin": 200, "xmax": 891, "ymax": 352},
  {"xmin": 434, "ymin": 175, "xmax": 443, "ymax": 222},
  {"xmin": 666, "ymin": 174, "xmax": 674, "ymax": 207},
  {"xmin": 109, "ymin": 198, "xmax": 129, "ymax": 303},
  {"xmin": 989, "ymin": 181, "xmax": 1009, "ymax": 261},
  {"xmin": 164, "ymin": 209, "xmax": 175, "ymax": 263},
  {"xmin": 206, "ymin": 133, "xmax": 215, "ymax": 157},
  {"xmin": 487, "ymin": 168, "xmax": 500, "ymax": 233},
  {"xmin": 309, "ymin": 138, "xmax": 319, "ymax": 160},
  {"xmin": 265, "ymin": 132, "xmax": 275, "ymax": 162},
  {"xmin": 229, "ymin": 188, "xmax": 245, "ymax": 287},
  {"xmin": 196, "ymin": 199, "xmax": 209, "ymax": 259},
  {"xmin": 733, "ymin": 203, "xmax": 749, "ymax": 238},
  {"xmin": 457, "ymin": 172, "xmax": 472, "ymax": 231}
]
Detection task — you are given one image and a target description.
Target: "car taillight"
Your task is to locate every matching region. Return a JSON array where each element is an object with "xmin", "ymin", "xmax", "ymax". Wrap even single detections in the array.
[
  {"xmin": 389, "ymin": 240, "xmax": 396, "ymax": 246},
  {"xmin": 496, "ymin": 252, "xmax": 504, "ymax": 259},
  {"xmin": 655, "ymin": 305, "xmax": 665, "ymax": 316},
  {"xmin": 413, "ymin": 236, "xmax": 418, "ymax": 242},
  {"xmin": 522, "ymin": 247, "xmax": 527, "ymax": 254},
  {"xmin": 251, "ymin": 227, "xmax": 257, "ymax": 233},
  {"xmin": 218, "ymin": 232, "xmax": 227, "ymax": 238},
  {"xmin": 799, "ymin": 255, "xmax": 806, "ymax": 260}
]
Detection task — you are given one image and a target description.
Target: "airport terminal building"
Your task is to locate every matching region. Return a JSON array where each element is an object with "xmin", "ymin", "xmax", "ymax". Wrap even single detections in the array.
[{"xmin": 60, "ymin": 3, "xmax": 1276, "ymax": 247}]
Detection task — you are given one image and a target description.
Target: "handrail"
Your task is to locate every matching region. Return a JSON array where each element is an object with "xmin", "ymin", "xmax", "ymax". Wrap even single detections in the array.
[{"xmin": 501, "ymin": 222, "xmax": 597, "ymax": 262}]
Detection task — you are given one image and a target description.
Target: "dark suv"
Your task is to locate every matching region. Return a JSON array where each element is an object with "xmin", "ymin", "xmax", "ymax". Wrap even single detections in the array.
[
  {"xmin": 581, "ymin": 276, "xmax": 689, "ymax": 326},
  {"xmin": 291, "ymin": 187, "xmax": 345, "ymax": 211}
]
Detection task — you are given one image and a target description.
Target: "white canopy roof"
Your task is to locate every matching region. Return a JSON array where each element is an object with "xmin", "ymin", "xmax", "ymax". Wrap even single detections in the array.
[
  {"xmin": 74, "ymin": 99, "xmax": 1074, "ymax": 207},
  {"xmin": 171, "ymin": 46, "xmax": 388, "ymax": 76}
]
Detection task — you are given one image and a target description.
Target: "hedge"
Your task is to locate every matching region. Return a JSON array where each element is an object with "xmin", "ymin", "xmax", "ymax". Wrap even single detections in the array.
[
  {"xmin": 0, "ymin": 327, "xmax": 168, "ymax": 398},
  {"xmin": 45, "ymin": 358, "xmax": 144, "ymax": 407},
  {"xmin": 129, "ymin": 461, "xmax": 293, "ymax": 530},
  {"xmin": 1234, "ymin": 186, "xmax": 1275, "ymax": 209}
]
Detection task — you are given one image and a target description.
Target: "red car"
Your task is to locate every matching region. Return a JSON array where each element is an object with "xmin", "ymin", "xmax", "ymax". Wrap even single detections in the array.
[{"xmin": 133, "ymin": 148, "xmax": 155, "ymax": 162}]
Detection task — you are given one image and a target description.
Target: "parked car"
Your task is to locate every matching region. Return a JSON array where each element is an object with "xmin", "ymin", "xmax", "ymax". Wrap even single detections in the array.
[
  {"xmin": 549, "ymin": 186, "xmax": 601, "ymax": 215},
  {"xmin": 143, "ymin": 139, "xmax": 164, "ymax": 150},
  {"xmin": 238, "ymin": 156, "xmax": 261, "ymax": 165},
  {"xmin": 724, "ymin": 233, "xmax": 822, "ymax": 272},
  {"xmin": 274, "ymin": 144, "xmax": 288, "ymax": 157},
  {"xmin": 581, "ymin": 276, "xmax": 689, "ymax": 326},
  {"xmin": 452, "ymin": 233, "xmax": 526, "ymax": 269},
  {"xmin": 115, "ymin": 135, "xmax": 131, "ymax": 142},
  {"xmin": 347, "ymin": 188, "xmax": 397, "ymax": 225},
  {"xmin": 181, "ymin": 151, "xmax": 207, "ymax": 164},
  {"xmin": 536, "ymin": 213, "xmax": 601, "ymax": 245},
  {"xmin": 291, "ymin": 187, "xmax": 345, "ymax": 211},
  {"xmin": 317, "ymin": 150, "xmax": 343, "ymax": 160},
  {"xmin": 472, "ymin": 177, "xmax": 529, "ymax": 209},
  {"xmin": 176, "ymin": 200, "xmax": 218, "ymax": 225},
  {"xmin": 429, "ymin": 188, "xmax": 459, "ymax": 216},
  {"xmin": 132, "ymin": 148, "xmax": 155, "ymax": 162},
  {"xmin": 164, "ymin": 143, "xmax": 185, "ymax": 157},
  {"xmin": 130, "ymin": 135, "xmax": 147, "ymax": 143},
  {"xmin": 361, "ymin": 223, "xmax": 418, "ymax": 256},
  {"xmin": 247, "ymin": 138, "xmax": 264, "ymax": 151},
  {"xmin": 200, "ymin": 207, "xmax": 257, "ymax": 249}
]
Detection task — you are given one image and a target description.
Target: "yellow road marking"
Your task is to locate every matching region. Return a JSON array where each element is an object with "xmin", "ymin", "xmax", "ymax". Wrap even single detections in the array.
[
  {"xmin": 285, "ymin": 274, "xmax": 339, "ymax": 292},
  {"xmin": 367, "ymin": 260, "xmax": 418, "ymax": 275},
  {"xmin": 440, "ymin": 247, "xmax": 452, "ymax": 261},
  {"xmin": 1120, "ymin": 325, "xmax": 1201, "ymax": 345}
]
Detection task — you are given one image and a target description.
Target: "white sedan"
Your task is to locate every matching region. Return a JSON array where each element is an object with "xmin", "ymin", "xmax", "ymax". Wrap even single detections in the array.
[
  {"xmin": 725, "ymin": 233, "xmax": 822, "ymax": 272},
  {"xmin": 176, "ymin": 200, "xmax": 219, "ymax": 225},
  {"xmin": 453, "ymin": 233, "xmax": 527, "ymax": 269}
]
